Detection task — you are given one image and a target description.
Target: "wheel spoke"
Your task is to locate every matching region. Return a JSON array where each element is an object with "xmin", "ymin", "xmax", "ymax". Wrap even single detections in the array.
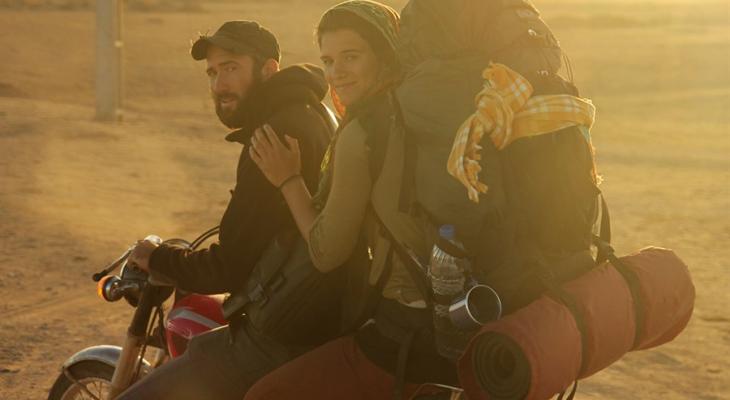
[{"xmin": 61, "ymin": 376, "xmax": 111, "ymax": 400}]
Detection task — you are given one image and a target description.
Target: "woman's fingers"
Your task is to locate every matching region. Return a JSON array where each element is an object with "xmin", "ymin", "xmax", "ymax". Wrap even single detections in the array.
[
  {"xmin": 249, "ymin": 146, "xmax": 262, "ymax": 165},
  {"xmin": 252, "ymin": 128, "xmax": 271, "ymax": 157},
  {"xmin": 256, "ymin": 127, "xmax": 272, "ymax": 145},
  {"xmin": 249, "ymin": 124, "xmax": 302, "ymax": 187},
  {"xmin": 263, "ymin": 124, "xmax": 285, "ymax": 148},
  {"xmin": 285, "ymin": 135, "xmax": 300, "ymax": 155},
  {"xmin": 254, "ymin": 128, "xmax": 266, "ymax": 147}
]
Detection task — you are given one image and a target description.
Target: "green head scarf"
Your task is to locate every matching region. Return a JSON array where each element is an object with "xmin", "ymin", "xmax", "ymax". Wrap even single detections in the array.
[
  {"xmin": 321, "ymin": 0, "xmax": 400, "ymax": 54},
  {"xmin": 312, "ymin": 0, "xmax": 401, "ymax": 209},
  {"xmin": 319, "ymin": 0, "xmax": 401, "ymax": 117}
]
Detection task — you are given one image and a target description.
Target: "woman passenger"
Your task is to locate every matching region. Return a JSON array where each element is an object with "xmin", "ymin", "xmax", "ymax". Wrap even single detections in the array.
[{"xmin": 246, "ymin": 1, "xmax": 459, "ymax": 398}]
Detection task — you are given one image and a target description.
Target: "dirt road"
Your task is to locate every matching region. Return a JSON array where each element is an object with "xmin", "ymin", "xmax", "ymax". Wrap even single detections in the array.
[{"xmin": 1, "ymin": 1, "xmax": 728, "ymax": 399}]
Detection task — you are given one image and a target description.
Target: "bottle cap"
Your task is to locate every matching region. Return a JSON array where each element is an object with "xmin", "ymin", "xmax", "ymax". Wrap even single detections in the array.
[
  {"xmin": 144, "ymin": 235, "xmax": 163, "ymax": 245},
  {"xmin": 439, "ymin": 225, "xmax": 455, "ymax": 240}
]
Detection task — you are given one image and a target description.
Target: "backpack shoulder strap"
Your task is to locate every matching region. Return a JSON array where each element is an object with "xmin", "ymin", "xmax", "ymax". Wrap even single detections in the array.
[
  {"xmin": 370, "ymin": 208, "xmax": 433, "ymax": 306},
  {"xmin": 594, "ymin": 192, "xmax": 612, "ymax": 264},
  {"xmin": 360, "ymin": 91, "xmax": 418, "ymax": 209},
  {"xmin": 315, "ymin": 102, "xmax": 340, "ymax": 135},
  {"xmin": 358, "ymin": 91, "xmax": 396, "ymax": 182}
]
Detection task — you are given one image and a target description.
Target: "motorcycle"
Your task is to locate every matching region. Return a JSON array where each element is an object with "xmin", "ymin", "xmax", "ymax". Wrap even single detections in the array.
[
  {"xmin": 46, "ymin": 225, "xmax": 467, "ymax": 400},
  {"xmin": 47, "ymin": 227, "xmax": 226, "ymax": 400}
]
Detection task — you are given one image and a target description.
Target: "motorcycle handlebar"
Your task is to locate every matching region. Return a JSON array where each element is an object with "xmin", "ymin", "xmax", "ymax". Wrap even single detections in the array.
[
  {"xmin": 91, "ymin": 228, "xmax": 217, "ymax": 282},
  {"xmin": 92, "ymin": 247, "xmax": 134, "ymax": 282}
]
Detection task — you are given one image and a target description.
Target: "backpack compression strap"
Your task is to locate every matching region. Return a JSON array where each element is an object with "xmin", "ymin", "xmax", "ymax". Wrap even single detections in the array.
[
  {"xmin": 591, "ymin": 196, "xmax": 646, "ymax": 350},
  {"xmin": 371, "ymin": 209, "xmax": 434, "ymax": 306},
  {"xmin": 594, "ymin": 192, "xmax": 612, "ymax": 264}
]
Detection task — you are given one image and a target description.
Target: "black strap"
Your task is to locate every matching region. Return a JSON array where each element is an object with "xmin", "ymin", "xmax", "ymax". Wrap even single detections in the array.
[
  {"xmin": 595, "ymin": 193, "xmax": 612, "ymax": 264},
  {"xmin": 595, "ymin": 239, "xmax": 646, "ymax": 349},
  {"xmin": 387, "ymin": 91, "xmax": 418, "ymax": 213},
  {"xmin": 358, "ymin": 240, "xmax": 396, "ymax": 335},
  {"xmin": 590, "ymin": 194, "xmax": 645, "ymax": 347},
  {"xmin": 591, "ymin": 196, "xmax": 645, "ymax": 351},
  {"xmin": 551, "ymin": 285, "xmax": 589, "ymax": 375},
  {"xmin": 367, "ymin": 211, "xmax": 435, "ymax": 400},
  {"xmin": 363, "ymin": 93, "xmax": 395, "ymax": 183},
  {"xmin": 392, "ymin": 330, "xmax": 417, "ymax": 400},
  {"xmin": 375, "ymin": 301, "xmax": 432, "ymax": 400},
  {"xmin": 315, "ymin": 101, "xmax": 339, "ymax": 135},
  {"xmin": 221, "ymin": 233, "xmax": 295, "ymax": 323},
  {"xmin": 614, "ymin": 255, "xmax": 645, "ymax": 349},
  {"xmin": 375, "ymin": 242, "xmax": 397, "ymax": 292},
  {"xmin": 531, "ymin": 246, "xmax": 590, "ymax": 377},
  {"xmin": 371, "ymin": 209, "xmax": 433, "ymax": 306},
  {"xmin": 227, "ymin": 317, "xmax": 241, "ymax": 344},
  {"xmin": 540, "ymin": 187, "xmax": 606, "ymax": 364}
]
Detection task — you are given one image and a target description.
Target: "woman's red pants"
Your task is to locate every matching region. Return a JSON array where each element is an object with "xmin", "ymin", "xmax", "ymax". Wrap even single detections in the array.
[{"xmin": 244, "ymin": 336, "xmax": 445, "ymax": 400}]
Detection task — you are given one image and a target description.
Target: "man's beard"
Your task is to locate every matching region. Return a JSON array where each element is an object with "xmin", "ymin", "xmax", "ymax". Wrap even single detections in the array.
[
  {"xmin": 213, "ymin": 75, "xmax": 263, "ymax": 129},
  {"xmin": 214, "ymin": 93, "xmax": 247, "ymax": 129}
]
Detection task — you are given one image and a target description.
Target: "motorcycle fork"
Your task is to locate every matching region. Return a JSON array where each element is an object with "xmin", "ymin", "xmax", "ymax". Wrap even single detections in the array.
[{"xmin": 108, "ymin": 284, "xmax": 158, "ymax": 399}]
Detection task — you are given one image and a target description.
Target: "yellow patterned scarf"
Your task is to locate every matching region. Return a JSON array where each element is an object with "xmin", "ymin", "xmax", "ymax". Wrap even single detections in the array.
[{"xmin": 447, "ymin": 63, "xmax": 596, "ymax": 203}]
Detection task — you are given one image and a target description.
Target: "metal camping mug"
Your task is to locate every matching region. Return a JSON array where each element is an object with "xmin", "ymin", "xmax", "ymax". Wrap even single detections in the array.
[{"xmin": 448, "ymin": 284, "xmax": 503, "ymax": 330}]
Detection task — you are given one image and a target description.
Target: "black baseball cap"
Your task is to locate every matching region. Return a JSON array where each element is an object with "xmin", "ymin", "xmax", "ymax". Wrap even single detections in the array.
[{"xmin": 191, "ymin": 20, "xmax": 281, "ymax": 62}]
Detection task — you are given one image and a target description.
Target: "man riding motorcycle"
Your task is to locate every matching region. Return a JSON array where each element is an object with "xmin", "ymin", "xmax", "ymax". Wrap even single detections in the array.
[{"xmin": 119, "ymin": 20, "xmax": 336, "ymax": 400}]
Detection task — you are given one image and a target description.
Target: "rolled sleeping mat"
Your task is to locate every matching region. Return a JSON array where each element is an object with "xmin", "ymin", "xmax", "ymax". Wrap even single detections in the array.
[
  {"xmin": 623, "ymin": 247, "xmax": 695, "ymax": 350},
  {"xmin": 560, "ymin": 257, "xmax": 637, "ymax": 377},
  {"xmin": 457, "ymin": 247, "xmax": 695, "ymax": 400},
  {"xmin": 456, "ymin": 295, "xmax": 583, "ymax": 400}
]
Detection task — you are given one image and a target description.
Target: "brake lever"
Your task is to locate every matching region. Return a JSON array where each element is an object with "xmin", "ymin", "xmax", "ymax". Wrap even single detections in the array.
[
  {"xmin": 92, "ymin": 235, "xmax": 163, "ymax": 282},
  {"xmin": 92, "ymin": 246, "xmax": 134, "ymax": 282}
]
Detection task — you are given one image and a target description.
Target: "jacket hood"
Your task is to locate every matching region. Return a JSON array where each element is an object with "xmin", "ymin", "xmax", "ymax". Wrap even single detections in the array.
[{"xmin": 226, "ymin": 63, "xmax": 328, "ymax": 143}]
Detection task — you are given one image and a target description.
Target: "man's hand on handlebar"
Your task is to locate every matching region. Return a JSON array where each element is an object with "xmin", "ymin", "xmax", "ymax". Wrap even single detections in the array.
[{"xmin": 128, "ymin": 239, "xmax": 159, "ymax": 272}]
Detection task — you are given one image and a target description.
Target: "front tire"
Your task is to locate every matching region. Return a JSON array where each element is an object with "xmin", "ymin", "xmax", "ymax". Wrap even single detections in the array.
[{"xmin": 47, "ymin": 360, "xmax": 115, "ymax": 400}]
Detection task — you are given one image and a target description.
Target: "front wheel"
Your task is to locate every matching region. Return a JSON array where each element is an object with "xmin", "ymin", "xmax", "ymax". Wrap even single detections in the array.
[{"xmin": 47, "ymin": 360, "xmax": 114, "ymax": 400}]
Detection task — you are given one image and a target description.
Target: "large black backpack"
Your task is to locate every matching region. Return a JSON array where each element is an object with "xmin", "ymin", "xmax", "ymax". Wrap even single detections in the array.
[{"xmin": 353, "ymin": 0, "xmax": 601, "ymax": 323}]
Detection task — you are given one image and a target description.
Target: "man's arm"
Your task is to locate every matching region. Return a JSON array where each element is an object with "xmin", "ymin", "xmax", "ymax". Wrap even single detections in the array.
[
  {"xmin": 130, "ymin": 102, "xmax": 332, "ymax": 294},
  {"xmin": 145, "ymin": 242, "xmax": 261, "ymax": 294}
]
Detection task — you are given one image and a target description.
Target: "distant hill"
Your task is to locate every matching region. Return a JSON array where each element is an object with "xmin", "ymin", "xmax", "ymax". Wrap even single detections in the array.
[{"xmin": 0, "ymin": 0, "xmax": 203, "ymax": 12}]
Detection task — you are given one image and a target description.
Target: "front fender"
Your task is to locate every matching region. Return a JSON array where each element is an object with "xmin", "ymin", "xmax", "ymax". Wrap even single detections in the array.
[{"xmin": 61, "ymin": 345, "xmax": 153, "ymax": 376}]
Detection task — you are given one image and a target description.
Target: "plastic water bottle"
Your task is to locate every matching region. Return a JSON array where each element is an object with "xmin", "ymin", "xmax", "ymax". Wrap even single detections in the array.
[{"xmin": 429, "ymin": 225, "xmax": 468, "ymax": 360}]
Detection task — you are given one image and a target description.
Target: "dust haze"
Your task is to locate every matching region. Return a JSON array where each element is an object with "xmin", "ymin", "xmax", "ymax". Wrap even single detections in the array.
[{"xmin": 0, "ymin": 0, "xmax": 728, "ymax": 399}]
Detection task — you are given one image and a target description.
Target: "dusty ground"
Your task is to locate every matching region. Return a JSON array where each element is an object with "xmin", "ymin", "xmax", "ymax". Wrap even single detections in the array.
[{"xmin": 0, "ymin": 0, "xmax": 728, "ymax": 399}]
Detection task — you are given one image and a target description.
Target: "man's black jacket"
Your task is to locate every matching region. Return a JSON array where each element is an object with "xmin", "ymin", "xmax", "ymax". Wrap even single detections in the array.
[{"xmin": 148, "ymin": 64, "xmax": 333, "ymax": 294}]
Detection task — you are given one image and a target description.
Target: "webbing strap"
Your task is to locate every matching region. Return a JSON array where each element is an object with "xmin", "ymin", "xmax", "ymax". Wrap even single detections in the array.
[
  {"xmin": 388, "ymin": 91, "xmax": 418, "ymax": 213},
  {"xmin": 551, "ymin": 286, "xmax": 589, "ymax": 375},
  {"xmin": 603, "ymin": 244, "xmax": 646, "ymax": 349},
  {"xmin": 590, "ymin": 193, "xmax": 645, "ymax": 349},
  {"xmin": 371, "ymin": 208, "xmax": 433, "ymax": 306},
  {"xmin": 227, "ymin": 317, "xmax": 241, "ymax": 345},
  {"xmin": 595, "ymin": 193, "xmax": 612, "ymax": 264},
  {"xmin": 338, "ymin": 231, "xmax": 396, "ymax": 337},
  {"xmin": 393, "ymin": 330, "xmax": 416, "ymax": 400},
  {"xmin": 532, "ymin": 246, "xmax": 590, "ymax": 376}
]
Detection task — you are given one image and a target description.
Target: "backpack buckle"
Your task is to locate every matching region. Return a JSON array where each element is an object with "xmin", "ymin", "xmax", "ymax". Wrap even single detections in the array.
[
  {"xmin": 592, "ymin": 235, "xmax": 614, "ymax": 255},
  {"xmin": 249, "ymin": 283, "xmax": 268, "ymax": 305}
]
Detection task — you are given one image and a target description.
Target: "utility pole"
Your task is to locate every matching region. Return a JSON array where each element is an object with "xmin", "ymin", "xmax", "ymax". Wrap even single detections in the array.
[{"xmin": 95, "ymin": 0, "xmax": 124, "ymax": 121}]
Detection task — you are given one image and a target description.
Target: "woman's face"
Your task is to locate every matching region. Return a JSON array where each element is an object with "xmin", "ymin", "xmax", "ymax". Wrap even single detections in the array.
[{"xmin": 319, "ymin": 29, "xmax": 381, "ymax": 107}]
